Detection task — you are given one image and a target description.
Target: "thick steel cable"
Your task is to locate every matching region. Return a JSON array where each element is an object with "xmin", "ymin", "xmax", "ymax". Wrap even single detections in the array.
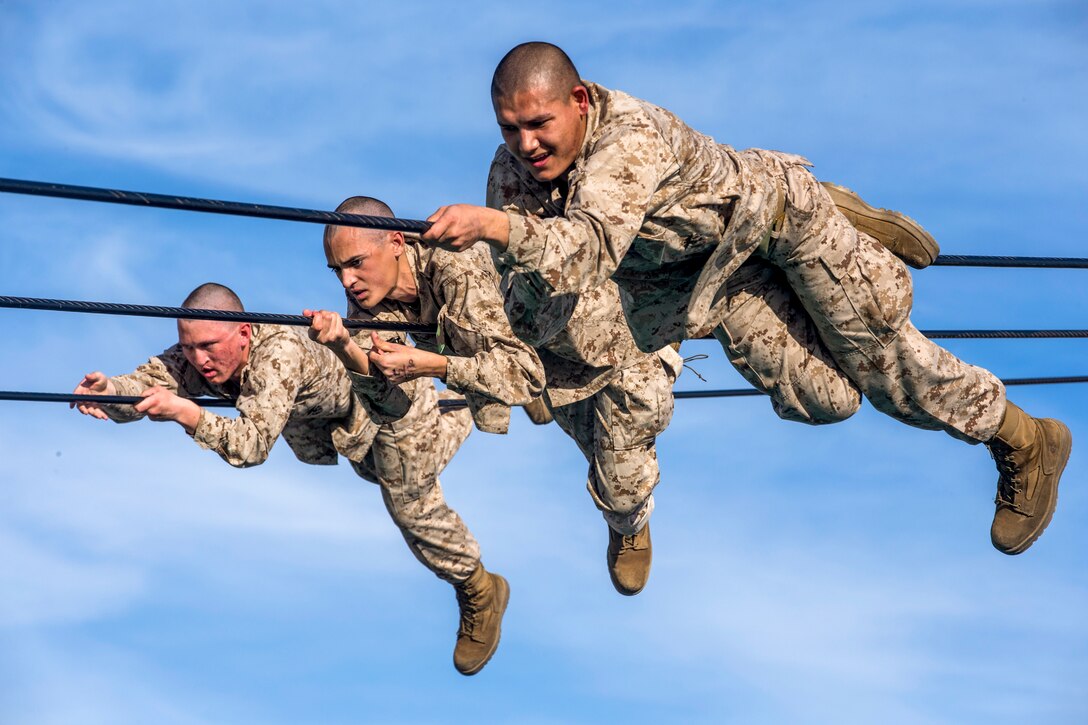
[
  {"xmin": 3, "ymin": 295, "xmax": 1088, "ymax": 341},
  {"xmin": 919, "ymin": 329, "xmax": 1088, "ymax": 340},
  {"xmin": 0, "ymin": 390, "xmax": 465, "ymax": 410},
  {"xmin": 0, "ymin": 177, "xmax": 431, "ymax": 233},
  {"xmin": 3, "ymin": 177, "xmax": 1088, "ymax": 270},
  {"xmin": 674, "ymin": 375, "xmax": 1088, "ymax": 400},
  {"xmin": 0, "ymin": 295, "xmax": 434, "ymax": 334},
  {"xmin": 931, "ymin": 255, "xmax": 1088, "ymax": 269},
  {"xmin": 5, "ymin": 375, "xmax": 1088, "ymax": 410}
]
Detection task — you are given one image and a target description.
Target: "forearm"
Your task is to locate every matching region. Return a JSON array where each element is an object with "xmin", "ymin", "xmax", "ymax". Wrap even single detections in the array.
[
  {"xmin": 481, "ymin": 207, "xmax": 510, "ymax": 252},
  {"xmin": 191, "ymin": 408, "xmax": 279, "ymax": 468},
  {"xmin": 330, "ymin": 338, "xmax": 371, "ymax": 375},
  {"xmin": 445, "ymin": 346, "xmax": 543, "ymax": 406}
]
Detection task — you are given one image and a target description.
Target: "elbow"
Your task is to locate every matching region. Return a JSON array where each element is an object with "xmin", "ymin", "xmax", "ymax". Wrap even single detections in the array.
[{"xmin": 224, "ymin": 451, "xmax": 269, "ymax": 468}]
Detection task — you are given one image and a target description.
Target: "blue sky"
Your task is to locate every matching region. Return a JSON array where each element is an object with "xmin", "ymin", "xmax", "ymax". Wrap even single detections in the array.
[{"xmin": 0, "ymin": 1, "xmax": 1086, "ymax": 722}]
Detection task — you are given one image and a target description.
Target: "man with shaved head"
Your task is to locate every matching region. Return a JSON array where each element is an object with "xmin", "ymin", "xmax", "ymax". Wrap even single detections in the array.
[
  {"xmin": 72, "ymin": 282, "xmax": 498, "ymax": 675},
  {"xmin": 307, "ymin": 195, "xmax": 545, "ymax": 674},
  {"xmin": 423, "ymin": 41, "xmax": 1071, "ymax": 557}
]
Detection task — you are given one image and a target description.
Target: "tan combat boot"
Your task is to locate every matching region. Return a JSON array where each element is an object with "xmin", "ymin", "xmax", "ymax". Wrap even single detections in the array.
[
  {"xmin": 453, "ymin": 564, "xmax": 510, "ymax": 675},
  {"xmin": 987, "ymin": 401, "xmax": 1072, "ymax": 555},
  {"xmin": 821, "ymin": 182, "xmax": 940, "ymax": 269},
  {"xmin": 607, "ymin": 523, "xmax": 652, "ymax": 596}
]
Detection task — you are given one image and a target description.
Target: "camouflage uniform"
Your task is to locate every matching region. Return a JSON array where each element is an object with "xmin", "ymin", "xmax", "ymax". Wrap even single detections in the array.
[
  {"xmin": 339, "ymin": 242, "xmax": 545, "ymax": 575},
  {"xmin": 488, "ymin": 160, "xmax": 682, "ymax": 534},
  {"xmin": 344, "ymin": 240, "xmax": 545, "ymax": 433},
  {"xmin": 102, "ymin": 323, "xmax": 481, "ymax": 583},
  {"xmin": 490, "ymin": 81, "xmax": 1005, "ymax": 444}
]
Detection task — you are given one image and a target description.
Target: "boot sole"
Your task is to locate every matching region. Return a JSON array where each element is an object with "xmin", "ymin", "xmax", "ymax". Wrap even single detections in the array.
[
  {"xmin": 821, "ymin": 182, "xmax": 940, "ymax": 270},
  {"xmin": 457, "ymin": 574, "xmax": 510, "ymax": 676},
  {"xmin": 999, "ymin": 420, "xmax": 1071, "ymax": 555}
]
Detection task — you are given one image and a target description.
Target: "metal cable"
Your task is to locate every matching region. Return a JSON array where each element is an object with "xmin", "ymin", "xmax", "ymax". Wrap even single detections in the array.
[
  {"xmin": 931, "ymin": 255, "xmax": 1088, "ymax": 269},
  {"xmin": 674, "ymin": 375, "xmax": 1088, "ymax": 400},
  {"xmin": 4, "ymin": 177, "xmax": 1088, "ymax": 271},
  {"xmin": 6, "ymin": 374, "xmax": 1087, "ymax": 410},
  {"xmin": 0, "ymin": 295, "xmax": 435, "ymax": 334},
  {"xmin": 0, "ymin": 175, "xmax": 433, "ymax": 229},
  {"xmin": 1, "ymin": 390, "xmax": 466, "ymax": 411},
  {"xmin": 4, "ymin": 295, "xmax": 1088, "ymax": 341},
  {"xmin": 0, "ymin": 177, "xmax": 431, "ymax": 233},
  {"xmin": 920, "ymin": 329, "xmax": 1088, "ymax": 340}
]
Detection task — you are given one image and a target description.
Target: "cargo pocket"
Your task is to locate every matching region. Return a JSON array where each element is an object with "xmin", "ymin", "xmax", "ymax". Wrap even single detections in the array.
[
  {"xmin": 601, "ymin": 357, "xmax": 673, "ymax": 451},
  {"xmin": 816, "ymin": 232, "xmax": 912, "ymax": 352}
]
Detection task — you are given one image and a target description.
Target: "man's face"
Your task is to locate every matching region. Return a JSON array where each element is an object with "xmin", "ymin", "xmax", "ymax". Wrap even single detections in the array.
[
  {"xmin": 325, "ymin": 227, "xmax": 401, "ymax": 309},
  {"xmin": 177, "ymin": 319, "xmax": 251, "ymax": 384},
  {"xmin": 494, "ymin": 82, "xmax": 589, "ymax": 182}
]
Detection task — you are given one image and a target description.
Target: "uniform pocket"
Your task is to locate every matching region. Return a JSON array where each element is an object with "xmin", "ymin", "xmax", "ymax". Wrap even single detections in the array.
[
  {"xmin": 601, "ymin": 356, "xmax": 674, "ymax": 450},
  {"xmin": 817, "ymin": 232, "xmax": 912, "ymax": 350}
]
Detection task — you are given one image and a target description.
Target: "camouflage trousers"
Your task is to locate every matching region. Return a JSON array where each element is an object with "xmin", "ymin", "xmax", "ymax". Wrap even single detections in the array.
[
  {"xmin": 550, "ymin": 350, "xmax": 679, "ymax": 536},
  {"xmin": 352, "ymin": 385, "xmax": 480, "ymax": 584},
  {"xmin": 714, "ymin": 161, "xmax": 1005, "ymax": 443}
]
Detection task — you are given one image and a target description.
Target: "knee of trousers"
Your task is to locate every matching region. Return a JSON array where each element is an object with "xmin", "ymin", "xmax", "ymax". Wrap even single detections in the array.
[
  {"xmin": 768, "ymin": 373, "xmax": 862, "ymax": 425},
  {"xmin": 587, "ymin": 444, "xmax": 659, "ymax": 517}
]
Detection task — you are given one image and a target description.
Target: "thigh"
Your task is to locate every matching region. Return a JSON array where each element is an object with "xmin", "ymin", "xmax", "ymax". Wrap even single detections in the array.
[
  {"xmin": 597, "ymin": 352, "xmax": 675, "ymax": 451},
  {"xmin": 771, "ymin": 169, "xmax": 914, "ymax": 358},
  {"xmin": 368, "ymin": 381, "xmax": 443, "ymax": 509},
  {"xmin": 716, "ymin": 258, "xmax": 861, "ymax": 423},
  {"xmin": 551, "ymin": 396, "xmax": 599, "ymax": 464}
]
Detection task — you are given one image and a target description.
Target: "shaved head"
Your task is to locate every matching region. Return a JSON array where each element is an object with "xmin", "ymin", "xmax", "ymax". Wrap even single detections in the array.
[
  {"xmin": 176, "ymin": 283, "xmax": 250, "ymax": 384},
  {"xmin": 324, "ymin": 196, "xmax": 395, "ymax": 245},
  {"xmin": 491, "ymin": 42, "xmax": 581, "ymax": 103},
  {"xmin": 323, "ymin": 196, "xmax": 407, "ymax": 309},
  {"xmin": 181, "ymin": 282, "xmax": 244, "ymax": 311}
]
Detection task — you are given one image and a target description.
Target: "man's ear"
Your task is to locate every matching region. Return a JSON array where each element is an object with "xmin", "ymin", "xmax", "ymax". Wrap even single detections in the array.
[
  {"xmin": 389, "ymin": 231, "xmax": 406, "ymax": 257},
  {"xmin": 238, "ymin": 322, "xmax": 252, "ymax": 345},
  {"xmin": 572, "ymin": 84, "xmax": 589, "ymax": 115}
]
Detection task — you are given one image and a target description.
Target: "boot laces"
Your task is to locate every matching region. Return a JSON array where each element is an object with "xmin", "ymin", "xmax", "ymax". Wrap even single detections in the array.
[
  {"xmin": 455, "ymin": 580, "xmax": 484, "ymax": 641},
  {"xmin": 991, "ymin": 442, "xmax": 1026, "ymax": 511}
]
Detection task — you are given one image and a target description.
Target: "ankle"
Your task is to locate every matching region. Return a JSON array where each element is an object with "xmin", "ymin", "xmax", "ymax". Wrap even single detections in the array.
[{"xmin": 991, "ymin": 401, "xmax": 1036, "ymax": 449}]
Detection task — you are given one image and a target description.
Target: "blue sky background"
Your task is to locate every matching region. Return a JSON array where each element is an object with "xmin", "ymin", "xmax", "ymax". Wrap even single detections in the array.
[{"xmin": 0, "ymin": 1, "xmax": 1086, "ymax": 722}]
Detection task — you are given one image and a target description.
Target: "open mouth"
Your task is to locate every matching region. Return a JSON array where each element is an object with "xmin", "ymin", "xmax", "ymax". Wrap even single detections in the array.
[{"xmin": 526, "ymin": 152, "xmax": 550, "ymax": 169}]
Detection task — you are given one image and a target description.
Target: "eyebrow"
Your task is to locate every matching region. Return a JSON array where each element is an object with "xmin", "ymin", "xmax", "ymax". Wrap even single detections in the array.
[
  {"xmin": 327, "ymin": 254, "xmax": 365, "ymax": 270},
  {"xmin": 499, "ymin": 113, "xmax": 553, "ymax": 127}
]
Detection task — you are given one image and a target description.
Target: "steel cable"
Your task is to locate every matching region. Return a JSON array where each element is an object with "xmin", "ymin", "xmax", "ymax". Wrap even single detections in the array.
[
  {"xmin": 0, "ymin": 295, "xmax": 435, "ymax": 334},
  {"xmin": 4, "ymin": 295, "xmax": 1088, "ymax": 341},
  {"xmin": 3, "ymin": 177, "xmax": 1088, "ymax": 270},
  {"xmin": 6, "ymin": 374, "xmax": 1088, "ymax": 411},
  {"xmin": 0, "ymin": 177, "xmax": 431, "ymax": 233}
]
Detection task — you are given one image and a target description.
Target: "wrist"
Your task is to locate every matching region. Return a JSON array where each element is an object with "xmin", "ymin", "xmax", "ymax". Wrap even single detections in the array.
[
  {"xmin": 486, "ymin": 208, "xmax": 510, "ymax": 251},
  {"xmin": 177, "ymin": 400, "xmax": 201, "ymax": 434},
  {"xmin": 337, "ymin": 340, "xmax": 370, "ymax": 374}
]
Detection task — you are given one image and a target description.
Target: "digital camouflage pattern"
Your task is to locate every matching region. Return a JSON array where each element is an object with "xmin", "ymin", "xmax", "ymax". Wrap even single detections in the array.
[
  {"xmin": 549, "ymin": 351, "xmax": 680, "ymax": 535},
  {"xmin": 105, "ymin": 323, "xmax": 482, "ymax": 583},
  {"xmin": 488, "ymin": 162, "xmax": 683, "ymax": 534},
  {"xmin": 490, "ymin": 80, "xmax": 1006, "ymax": 443},
  {"xmin": 346, "ymin": 241, "xmax": 544, "ymax": 434},
  {"xmin": 106, "ymin": 324, "xmax": 376, "ymax": 466},
  {"xmin": 352, "ymin": 386, "xmax": 480, "ymax": 583}
]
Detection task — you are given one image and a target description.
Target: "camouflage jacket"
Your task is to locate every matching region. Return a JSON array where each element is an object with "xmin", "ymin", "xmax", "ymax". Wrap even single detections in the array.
[
  {"xmin": 105, "ymin": 324, "xmax": 377, "ymax": 467},
  {"xmin": 490, "ymin": 80, "xmax": 809, "ymax": 352},
  {"xmin": 345, "ymin": 241, "xmax": 545, "ymax": 434},
  {"xmin": 487, "ymin": 163, "xmax": 682, "ymax": 408}
]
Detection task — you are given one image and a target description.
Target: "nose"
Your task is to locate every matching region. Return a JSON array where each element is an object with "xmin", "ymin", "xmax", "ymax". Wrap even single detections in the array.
[
  {"xmin": 519, "ymin": 128, "xmax": 538, "ymax": 154},
  {"xmin": 191, "ymin": 349, "xmax": 210, "ymax": 368}
]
